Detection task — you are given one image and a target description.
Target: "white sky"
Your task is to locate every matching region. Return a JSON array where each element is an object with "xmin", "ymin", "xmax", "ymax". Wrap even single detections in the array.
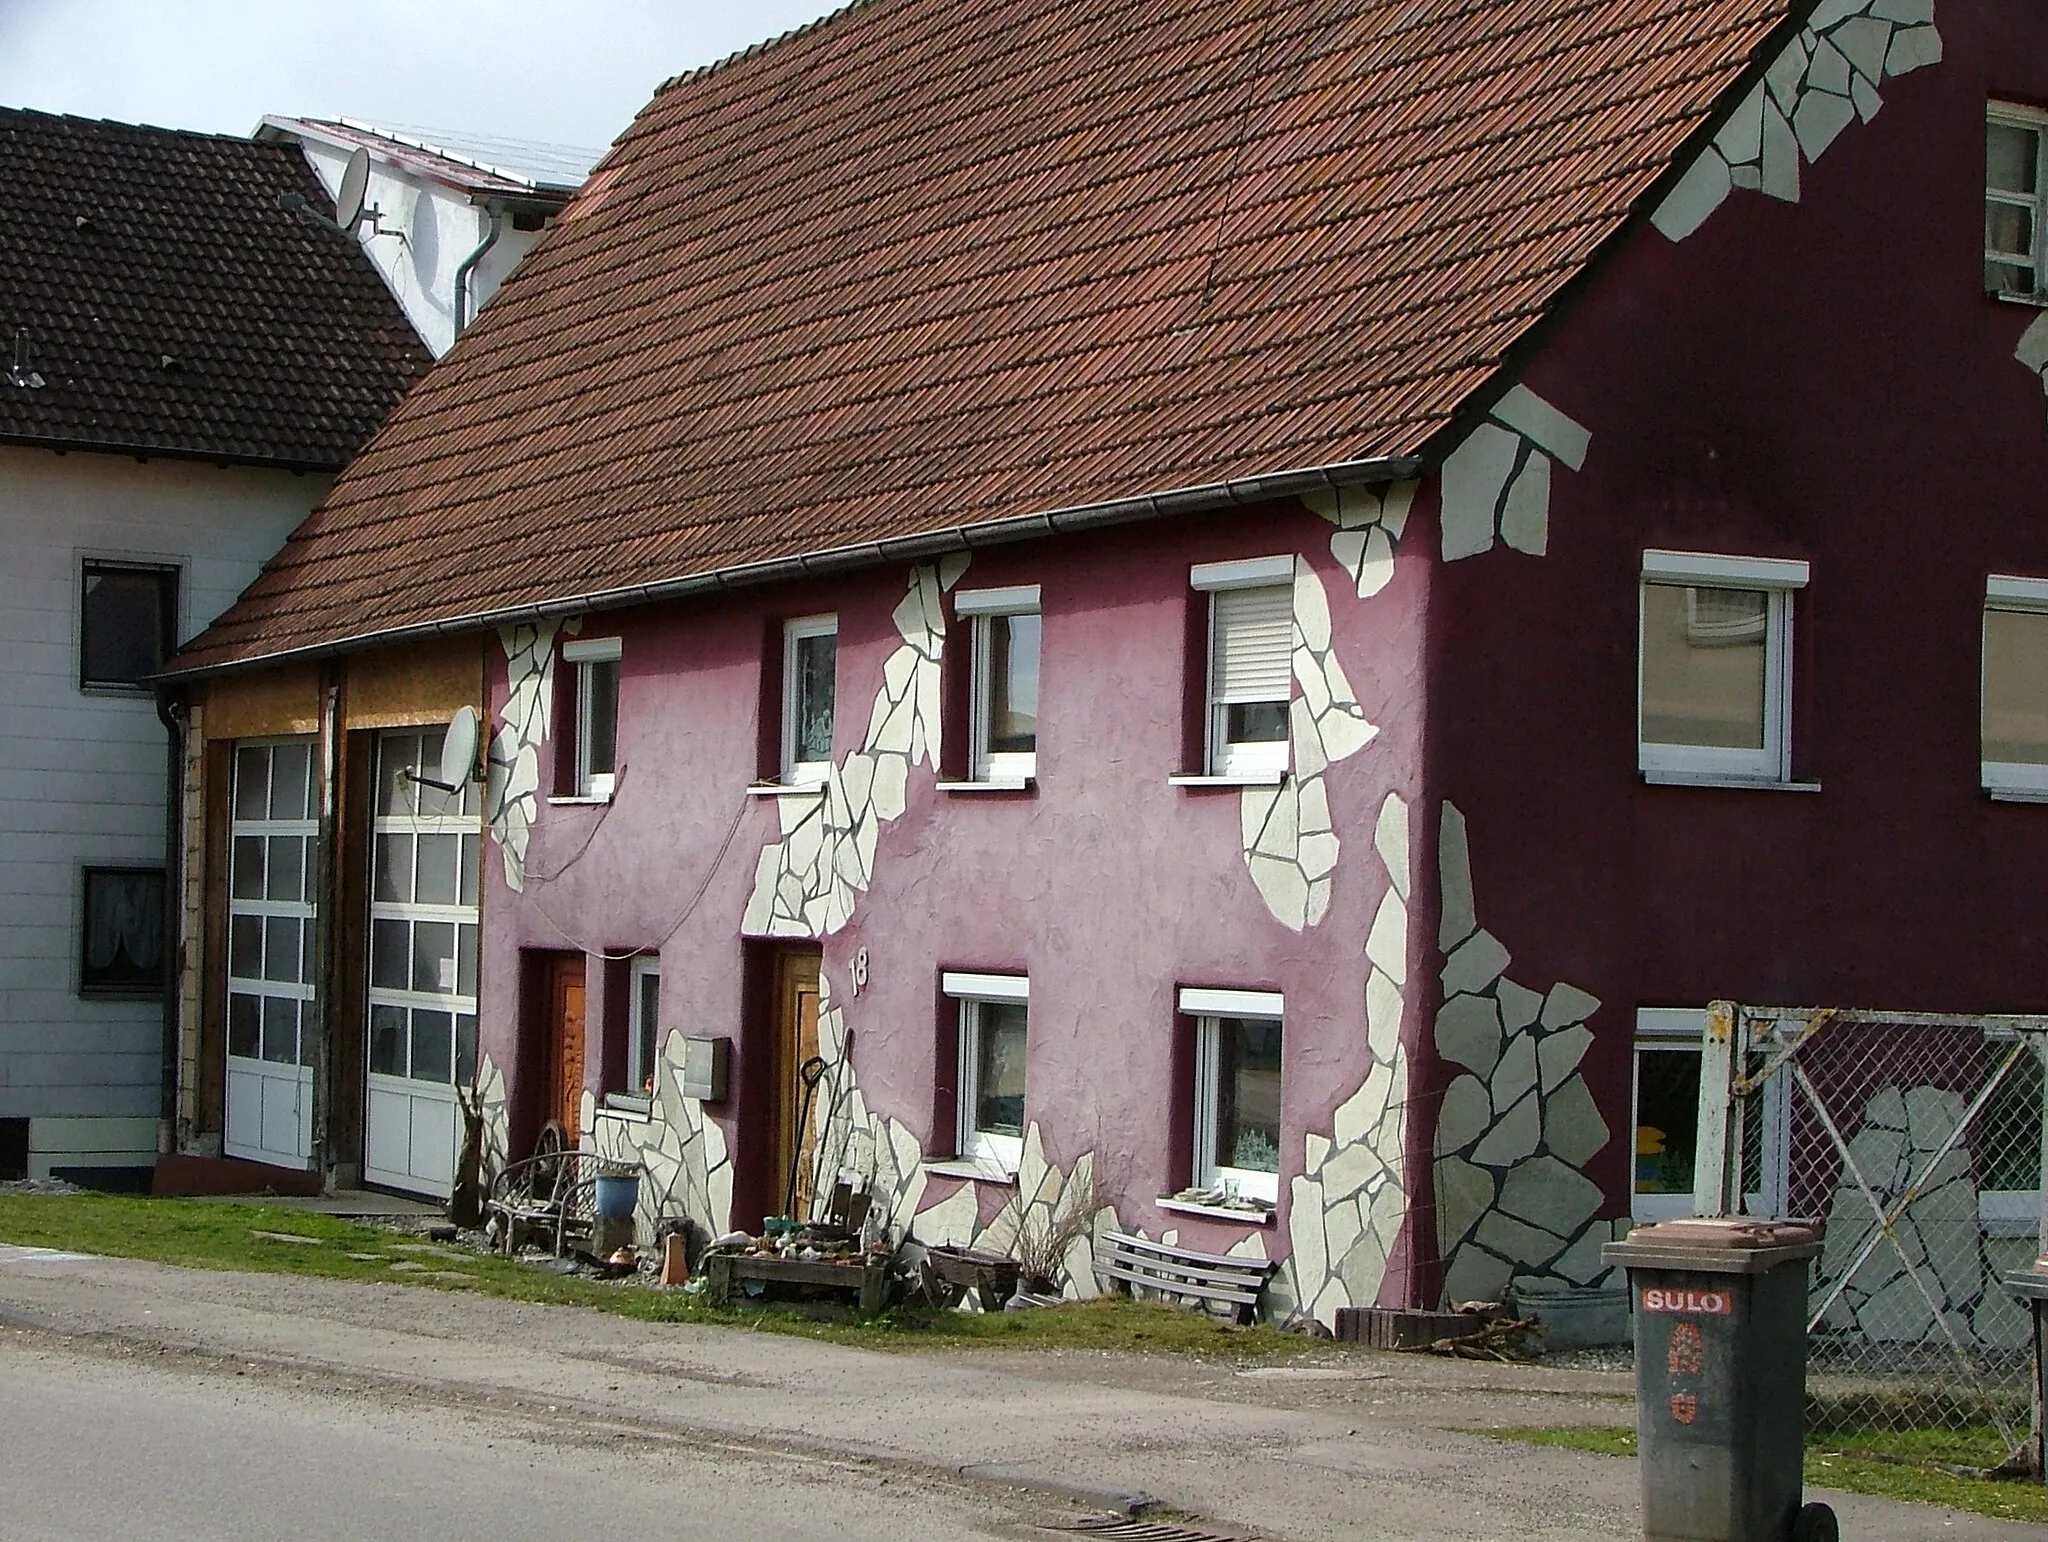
[{"xmin": 0, "ymin": 1, "xmax": 846, "ymax": 157}]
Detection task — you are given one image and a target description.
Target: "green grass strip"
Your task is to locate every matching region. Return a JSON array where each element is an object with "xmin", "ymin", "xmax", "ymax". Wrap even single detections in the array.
[
  {"xmin": 0, "ymin": 1192, "xmax": 1314, "ymax": 1358},
  {"xmin": 1489, "ymin": 1425, "xmax": 2048, "ymax": 1526}
]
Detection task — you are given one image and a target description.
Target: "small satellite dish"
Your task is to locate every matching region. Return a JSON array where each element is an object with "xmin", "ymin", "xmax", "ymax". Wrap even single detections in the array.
[
  {"xmin": 334, "ymin": 147, "xmax": 371, "ymax": 231},
  {"xmin": 403, "ymin": 705, "xmax": 481, "ymax": 793},
  {"xmin": 438, "ymin": 706, "xmax": 480, "ymax": 789}
]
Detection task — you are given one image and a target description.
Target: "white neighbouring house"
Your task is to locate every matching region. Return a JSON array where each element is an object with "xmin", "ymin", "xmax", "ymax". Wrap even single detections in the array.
[
  {"xmin": 255, "ymin": 118, "xmax": 596, "ymax": 358},
  {"xmin": 0, "ymin": 107, "xmax": 431, "ymax": 1185}
]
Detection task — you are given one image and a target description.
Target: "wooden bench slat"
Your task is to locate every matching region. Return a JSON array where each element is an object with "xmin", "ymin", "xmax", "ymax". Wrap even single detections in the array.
[
  {"xmin": 1100, "ymin": 1242, "xmax": 1277, "ymax": 1291},
  {"xmin": 1100, "ymin": 1230, "xmax": 1280, "ymax": 1276},
  {"xmin": 1098, "ymin": 1260, "xmax": 1261, "ymax": 1306}
]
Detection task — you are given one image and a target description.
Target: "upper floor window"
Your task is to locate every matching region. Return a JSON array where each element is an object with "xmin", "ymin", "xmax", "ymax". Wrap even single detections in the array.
[
  {"xmin": 781, "ymin": 615, "xmax": 837, "ymax": 786},
  {"xmin": 1987, "ymin": 105, "xmax": 2047, "ymax": 302},
  {"xmin": 80, "ymin": 559, "xmax": 177, "ymax": 690},
  {"xmin": 1638, "ymin": 550, "xmax": 1807, "ymax": 786},
  {"xmin": 1192, "ymin": 556, "xmax": 1294, "ymax": 779},
  {"xmin": 955, "ymin": 585, "xmax": 1040, "ymax": 783},
  {"xmin": 943, "ymin": 970, "xmax": 1028, "ymax": 1173},
  {"xmin": 1182, "ymin": 986, "xmax": 1284, "ymax": 1205},
  {"xmin": 561, "ymin": 636, "xmax": 620, "ymax": 800},
  {"xmin": 1982, "ymin": 575, "xmax": 2048, "ymax": 797}
]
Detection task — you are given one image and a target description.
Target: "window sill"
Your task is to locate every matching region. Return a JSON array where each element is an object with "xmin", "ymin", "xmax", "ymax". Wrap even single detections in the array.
[
  {"xmin": 922, "ymin": 1158, "xmax": 1018, "ymax": 1185},
  {"xmin": 745, "ymin": 782, "xmax": 827, "ymax": 799},
  {"xmin": 1638, "ymin": 771, "xmax": 1820, "ymax": 793},
  {"xmin": 598, "ymin": 1096, "xmax": 652, "ymax": 1122},
  {"xmin": 1992, "ymin": 289, "xmax": 2048, "ymax": 309},
  {"xmin": 1985, "ymin": 786, "xmax": 2048, "ymax": 804},
  {"xmin": 546, "ymin": 794, "xmax": 614, "ymax": 807},
  {"xmin": 1156, "ymin": 1195, "xmax": 1276, "ymax": 1226},
  {"xmin": 935, "ymin": 778, "xmax": 1033, "ymax": 795},
  {"xmin": 1168, "ymin": 771, "xmax": 1288, "ymax": 789}
]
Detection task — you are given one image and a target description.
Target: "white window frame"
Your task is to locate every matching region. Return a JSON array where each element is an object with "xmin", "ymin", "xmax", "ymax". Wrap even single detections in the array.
[
  {"xmin": 955, "ymin": 585, "xmax": 1040, "ymax": 784},
  {"xmin": 943, "ymin": 971, "xmax": 1028, "ymax": 1173},
  {"xmin": 1982, "ymin": 575, "xmax": 2048, "ymax": 797},
  {"xmin": 627, "ymin": 955, "xmax": 660, "ymax": 1098},
  {"xmin": 1191, "ymin": 556, "xmax": 1294, "ymax": 779},
  {"xmin": 1987, "ymin": 103, "xmax": 2048, "ymax": 303},
  {"xmin": 781, "ymin": 614, "xmax": 838, "ymax": 787},
  {"xmin": 1633, "ymin": 1007, "xmax": 1789, "ymax": 1222},
  {"xmin": 1638, "ymin": 551, "xmax": 1807, "ymax": 786},
  {"xmin": 1182, "ymin": 986, "xmax": 1284, "ymax": 1205},
  {"xmin": 562, "ymin": 636, "xmax": 621, "ymax": 800}
]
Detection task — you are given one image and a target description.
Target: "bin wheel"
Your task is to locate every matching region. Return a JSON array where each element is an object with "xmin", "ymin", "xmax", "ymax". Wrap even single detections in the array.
[{"xmin": 1791, "ymin": 1501, "xmax": 1839, "ymax": 1542}]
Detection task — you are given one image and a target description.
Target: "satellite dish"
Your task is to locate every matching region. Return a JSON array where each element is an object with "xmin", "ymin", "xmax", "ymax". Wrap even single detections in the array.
[
  {"xmin": 438, "ymin": 705, "xmax": 480, "ymax": 789},
  {"xmin": 334, "ymin": 147, "xmax": 371, "ymax": 231}
]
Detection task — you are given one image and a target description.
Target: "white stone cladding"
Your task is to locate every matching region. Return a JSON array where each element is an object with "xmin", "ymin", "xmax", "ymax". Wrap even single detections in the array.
[
  {"xmin": 1431, "ymin": 801, "xmax": 1618, "ymax": 1308},
  {"xmin": 1283, "ymin": 791, "xmax": 1414, "ymax": 1327},
  {"xmin": 1239, "ymin": 563, "xmax": 1378, "ymax": 931},
  {"xmin": 1653, "ymin": 1, "xmax": 1943, "ymax": 242},
  {"xmin": 2018, "ymin": 312, "xmax": 2048, "ymax": 413},
  {"xmin": 1437, "ymin": 386, "xmax": 1591, "ymax": 564},
  {"xmin": 484, "ymin": 618, "xmax": 567, "ymax": 892},
  {"xmin": 1304, "ymin": 481, "xmax": 1418, "ymax": 599},
  {"xmin": 742, "ymin": 556, "xmax": 969, "ymax": 939},
  {"xmin": 580, "ymin": 1038, "xmax": 734, "ymax": 1246}
]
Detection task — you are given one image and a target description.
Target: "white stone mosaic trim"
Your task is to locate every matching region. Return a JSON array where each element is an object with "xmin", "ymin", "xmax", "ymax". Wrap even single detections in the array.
[
  {"xmin": 912, "ymin": 1121, "xmax": 1118, "ymax": 1303},
  {"xmin": 1431, "ymin": 801, "xmax": 1614, "ymax": 1308},
  {"xmin": 1240, "ymin": 564, "xmax": 1378, "ymax": 931},
  {"xmin": 1653, "ymin": 1, "xmax": 1943, "ymax": 242},
  {"xmin": 742, "ymin": 556, "xmax": 969, "ymax": 938},
  {"xmin": 1283, "ymin": 792, "xmax": 1414, "ymax": 1328},
  {"xmin": 474, "ymin": 1055, "xmax": 510, "ymax": 1185},
  {"xmin": 1438, "ymin": 386, "xmax": 1591, "ymax": 563},
  {"xmin": 799, "ymin": 974, "xmax": 929, "ymax": 1238},
  {"xmin": 1816, "ymin": 1083, "xmax": 2025, "ymax": 1350},
  {"xmin": 583, "ymin": 1033, "xmax": 734, "ymax": 1246},
  {"xmin": 2017, "ymin": 313, "xmax": 2048, "ymax": 415},
  {"xmin": 1304, "ymin": 480, "xmax": 1418, "ymax": 599},
  {"xmin": 484, "ymin": 619, "xmax": 568, "ymax": 892}
]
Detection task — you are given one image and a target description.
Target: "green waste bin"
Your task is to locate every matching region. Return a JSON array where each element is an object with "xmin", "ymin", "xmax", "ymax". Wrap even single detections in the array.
[{"xmin": 1603, "ymin": 1218, "xmax": 1837, "ymax": 1542}]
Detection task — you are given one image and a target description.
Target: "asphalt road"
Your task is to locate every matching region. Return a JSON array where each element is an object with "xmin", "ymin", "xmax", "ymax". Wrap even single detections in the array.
[{"xmin": 0, "ymin": 1337, "xmax": 1043, "ymax": 1542}]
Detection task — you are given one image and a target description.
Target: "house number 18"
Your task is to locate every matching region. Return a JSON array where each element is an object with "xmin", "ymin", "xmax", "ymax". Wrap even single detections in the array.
[{"xmin": 851, "ymin": 946, "xmax": 870, "ymax": 995}]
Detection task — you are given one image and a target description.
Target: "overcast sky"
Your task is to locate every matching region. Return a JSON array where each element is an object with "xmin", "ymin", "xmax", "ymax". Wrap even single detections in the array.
[{"xmin": 0, "ymin": 1, "xmax": 845, "ymax": 156}]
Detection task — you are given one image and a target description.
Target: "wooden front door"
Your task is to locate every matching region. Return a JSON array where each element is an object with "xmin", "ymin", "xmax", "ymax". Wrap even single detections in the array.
[
  {"xmin": 545, "ymin": 955, "xmax": 587, "ymax": 1141},
  {"xmin": 769, "ymin": 947, "xmax": 822, "ymax": 1219}
]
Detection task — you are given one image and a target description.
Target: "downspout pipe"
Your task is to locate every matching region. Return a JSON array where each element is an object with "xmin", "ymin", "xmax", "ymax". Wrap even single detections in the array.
[
  {"xmin": 153, "ymin": 688, "xmax": 185, "ymax": 1168},
  {"xmin": 452, "ymin": 201, "xmax": 506, "ymax": 341}
]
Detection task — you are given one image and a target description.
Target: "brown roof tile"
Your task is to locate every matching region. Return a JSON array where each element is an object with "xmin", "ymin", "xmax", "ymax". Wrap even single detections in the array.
[{"xmin": 174, "ymin": 0, "xmax": 1794, "ymax": 673}]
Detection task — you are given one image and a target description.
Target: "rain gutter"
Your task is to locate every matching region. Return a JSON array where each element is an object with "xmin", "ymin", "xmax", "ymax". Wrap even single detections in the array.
[{"xmin": 164, "ymin": 451, "xmax": 1424, "ymax": 681}]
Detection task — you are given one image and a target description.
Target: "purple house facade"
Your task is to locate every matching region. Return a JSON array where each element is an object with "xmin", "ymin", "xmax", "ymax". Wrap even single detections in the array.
[{"xmin": 166, "ymin": 0, "xmax": 2048, "ymax": 1329}]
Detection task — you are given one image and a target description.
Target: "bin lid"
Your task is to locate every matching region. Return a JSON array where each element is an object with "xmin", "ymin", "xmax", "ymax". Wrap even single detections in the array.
[
  {"xmin": 1602, "ymin": 1216, "xmax": 1822, "ymax": 1274},
  {"xmin": 1623, "ymin": 1218, "xmax": 1817, "ymax": 1249},
  {"xmin": 2002, "ymin": 1259, "xmax": 2048, "ymax": 1302}
]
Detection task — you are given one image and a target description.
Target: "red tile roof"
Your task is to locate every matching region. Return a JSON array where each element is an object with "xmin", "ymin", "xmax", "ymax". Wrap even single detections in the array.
[{"xmin": 173, "ymin": 0, "xmax": 1794, "ymax": 674}]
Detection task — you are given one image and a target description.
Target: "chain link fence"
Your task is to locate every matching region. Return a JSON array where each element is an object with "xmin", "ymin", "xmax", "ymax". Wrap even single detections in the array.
[{"xmin": 1706, "ymin": 1006, "xmax": 2047, "ymax": 1454}]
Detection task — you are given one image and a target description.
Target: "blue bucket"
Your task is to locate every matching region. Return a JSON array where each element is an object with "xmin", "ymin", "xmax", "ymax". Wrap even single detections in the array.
[{"xmin": 594, "ymin": 1173, "xmax": 640, "ymax": 1219}]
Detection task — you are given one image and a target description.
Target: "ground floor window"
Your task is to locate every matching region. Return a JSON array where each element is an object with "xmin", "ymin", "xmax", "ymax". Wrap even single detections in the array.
[
  {"xmin": 79, "ymin": 865, "xmax": 164, "ymax": 996},
  {"xmin": 1182, "ymin": 987, "xmax": 1284, "ymax": 1204},
  {"xmin": 942, "ymin": 971, "xmax": 1029, "ymax": 1173},
  {"xmin": 628, "ymin": 955, "xmax": 660, "ymax": 1096}
]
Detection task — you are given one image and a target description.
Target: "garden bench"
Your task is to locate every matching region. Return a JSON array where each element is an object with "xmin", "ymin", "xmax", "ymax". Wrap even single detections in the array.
[
  {"xmin": 486, "ymin": 1147, "xmax": 639, "ymax": 1259},
  {"xmin": 1094, "ymin": 1229, "xmax": 1279, "ymax": 1325}
]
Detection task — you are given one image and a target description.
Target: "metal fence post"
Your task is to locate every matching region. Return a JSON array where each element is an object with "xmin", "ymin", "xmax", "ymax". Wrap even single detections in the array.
[{"xmin": 1693, "ymin": 1001, "xmax": 1739, "ymax": 1218}]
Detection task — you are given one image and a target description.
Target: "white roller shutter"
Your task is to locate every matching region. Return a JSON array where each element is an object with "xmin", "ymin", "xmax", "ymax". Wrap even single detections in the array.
[{"xmin": 1210, "ymin": 584, "xmax": 1293, "ymax": 703}]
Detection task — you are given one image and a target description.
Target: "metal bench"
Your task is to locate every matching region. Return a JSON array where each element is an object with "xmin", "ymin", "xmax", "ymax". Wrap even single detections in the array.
[
  {"xmin": 486, "ymin": 1143, "xmax": 639, "ymax": 1259},
  {"xmin": 1094, "ymin": 1229, "xmax": 1280, "ymax": 1325}
]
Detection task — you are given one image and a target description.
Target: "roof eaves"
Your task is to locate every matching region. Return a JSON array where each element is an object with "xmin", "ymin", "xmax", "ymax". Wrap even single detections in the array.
[
  {"xmin": 163, "ymin": 450, "xmax": 1425, "ymax": 681},
  {"xmin": 0, "ymin": 428, "xmax": 347, "ymax": 475}
]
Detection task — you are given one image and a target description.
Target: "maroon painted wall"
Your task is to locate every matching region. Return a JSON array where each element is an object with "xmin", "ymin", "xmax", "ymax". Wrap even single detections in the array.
[{"xmin": 1426, "ymin": 0, "xmax": 2048, "ymax": 1218}]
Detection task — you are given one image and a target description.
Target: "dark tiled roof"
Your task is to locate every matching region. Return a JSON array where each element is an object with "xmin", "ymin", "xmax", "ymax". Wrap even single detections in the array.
[
  {"xmin": 176, "ymin": 0, "xmax": 1793, "ymax": 673},
  {"xmin": 0, "ymin": 107, "xmax": 430, "ymax": 469}
]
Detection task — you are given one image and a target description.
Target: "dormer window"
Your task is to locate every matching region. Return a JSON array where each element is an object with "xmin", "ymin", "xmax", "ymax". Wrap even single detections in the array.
[{"xmin": 1987, "ymin": 105, "xmax": 2047, "ymax": 302}]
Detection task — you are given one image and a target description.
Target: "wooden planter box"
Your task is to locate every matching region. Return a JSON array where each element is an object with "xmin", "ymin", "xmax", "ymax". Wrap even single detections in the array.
[
  {"xmin": 703, "ymin": 1250, "xmax": 892, "ymax": 1312},
  {"xmin": 1334, "ymin": 1306, "xmax": 1489, "ymax": 1349}
]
